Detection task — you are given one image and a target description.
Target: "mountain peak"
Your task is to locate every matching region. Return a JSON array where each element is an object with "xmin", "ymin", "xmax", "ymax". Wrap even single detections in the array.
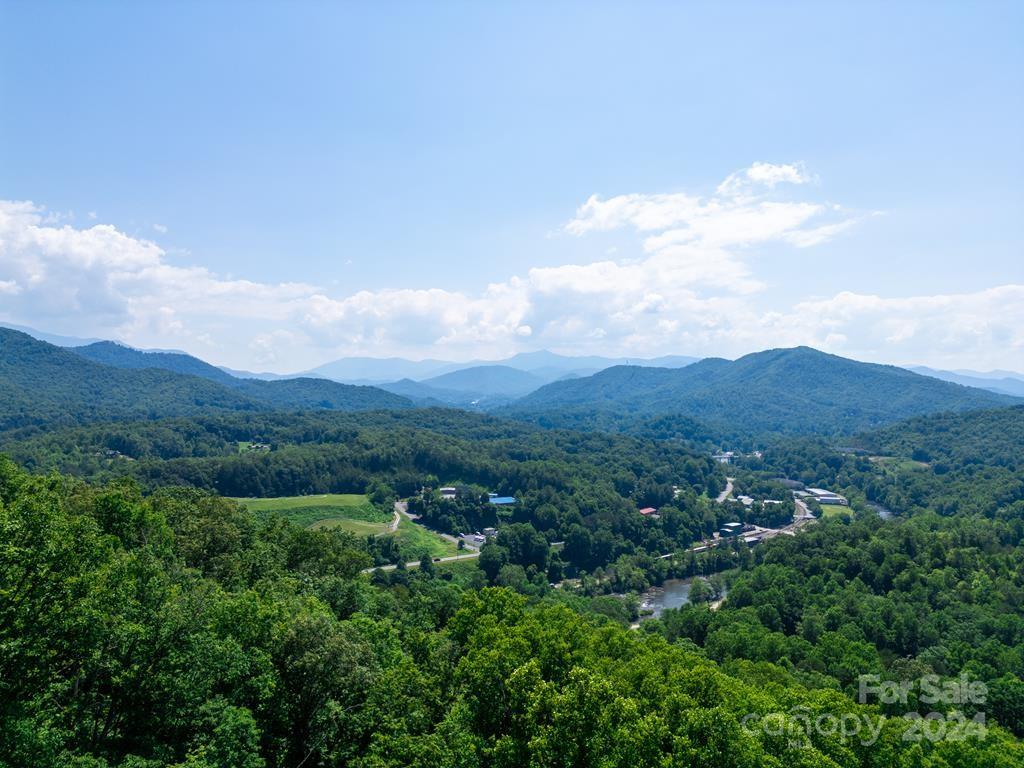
[{"xmin": 508, "ymin": 346, "xmax": 1016, "ymax": 437}]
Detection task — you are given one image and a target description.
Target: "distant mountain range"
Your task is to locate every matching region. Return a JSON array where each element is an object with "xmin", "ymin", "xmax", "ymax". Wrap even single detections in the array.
[
  {"xmin": 505, "ymin": 347, "xmax": 1018, "ymax": 436},
  {"xmin": 308, "ymin": 349, "xmax": 700, "ymax": 385},
  {"xmin": 311, "ymin": 350, "xmax": 701, "ymax": 405},
  {"xmin": 4, "ymin": 322, "xmax": 702, "ymax": 402},
  {"xmin": 73, "ymin": 341, "xmax": 241, "ymax": 385},
  {"xmin": 377, "ymin": 365, "xmax": 551, "ymax": 408},
  {"xmin": 907, "ymin": 366, "xmax": 1024, "ymax": 398},
  {"xmin": 67, "ymin": 340, "xmax": 413, "ymax": 413},
  {"xmin": 0, "ymin": 329, "xmax": 412, "ymax": 433},
  {"xmin": 0, "ymin": 322, "xmax": 103, "ymax": 348},
  {"xmin": 4, "ymin": 322, "xmax": 1021, "ymax": 441}
]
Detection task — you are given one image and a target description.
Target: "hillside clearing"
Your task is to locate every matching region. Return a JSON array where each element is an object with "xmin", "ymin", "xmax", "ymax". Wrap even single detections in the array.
[{"xmin": 234, "ymin": 493, "xmax": 390, "ymax": 532}]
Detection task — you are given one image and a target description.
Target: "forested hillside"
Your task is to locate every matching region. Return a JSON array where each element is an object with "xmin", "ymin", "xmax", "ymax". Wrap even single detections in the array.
[
  {"xmin": 2, "ymin": 457, "xmax": 1021, "ymax": 767},
  {"xmin": 421, "ymin": 364, "xmax": 547, "ymax": 397},
  {"xmin": 71, "ymin": 339, "xmax": 417, "ymax": 412},
  {"xmin": 3, "ymin": 331, "xmax": 1024, "ymax": 764},
  {"xmin": 71, "ymin": 340, "xmax": 242, "ymax": 385},
  {"xmin": 0, "ymin": 409, "xmax": 726, "ymax": 576},
  {"xmin": 643, "ymin": 404, "xmax": 1024, "ymax": 743},
  {"xmin": 378, "ymin": 378, "xmax": 486, "ymax": 407},
  {"xmin": 657, "ymin": 512, "xmax": 1024, "ymax": 738},
  {"xmin": 0, "ymin": 329, "xmax": 411, "ymax": 433},
  {"xmin": 745, "ymin": 405, "xmax": 1024, "ymax": 520},
  {"xmin": 507, "ymin": 347, "xmax": 1017, "ymax": 437},
  {"xmin": 0, "ymin": 328, "xmax": 260, "ymax": 431}
]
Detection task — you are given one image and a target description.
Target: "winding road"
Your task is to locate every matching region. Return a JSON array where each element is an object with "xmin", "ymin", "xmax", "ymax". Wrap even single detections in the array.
[
  {"xmin": 388, "ymin": 500, "xmax": 405, "ymax": 532},
  {"xmin": 364, "ymin": 551, "xmax": 481, "ymax": 573},
  {"xmin": 715, "ymin": 477, "xmax": 735, "ymax": 504},
  {"xmin": 362, "ymin": 500, "xmax": 481, "ymax": 572}
]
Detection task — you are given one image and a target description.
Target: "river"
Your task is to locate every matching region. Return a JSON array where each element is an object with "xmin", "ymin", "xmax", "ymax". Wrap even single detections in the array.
[
  {"xmin": 866, "ymin": 501, "xmax": 894, "ymax": 519},
  {"xmin": 639, "ymin": 578, "xmax": 730, "ymax": 619}
]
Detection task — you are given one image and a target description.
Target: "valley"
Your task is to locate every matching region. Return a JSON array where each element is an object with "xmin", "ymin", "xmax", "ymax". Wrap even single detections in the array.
[
  {"xmin": 1, "ymin": 327, "xmax": 1023, "ymax": 767},
  {"xmin": 5, "ymin": 6, "xmax": 1020, "ymax": 764}
]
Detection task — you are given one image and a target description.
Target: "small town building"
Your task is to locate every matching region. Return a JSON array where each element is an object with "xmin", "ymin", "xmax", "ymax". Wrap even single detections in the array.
[
  {"xmin": 805, "ymin": 487, "xmax": 849, "ymax": 506},
  {"xmin": 720, "ymin": 521, "xmax": 743, "ymax": 537}
]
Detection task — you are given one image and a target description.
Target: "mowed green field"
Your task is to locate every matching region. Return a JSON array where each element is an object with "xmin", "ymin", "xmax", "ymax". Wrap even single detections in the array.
[
  {"xmin": 233, "ymin": 494, "xmax": 460, "ymax": 559},
  {"xmin": 394, "ymin": 517, "xmax": 459, "ymax": 559},
  {"xmin": 234, "ymin": 493, "xmax": 391, "ymax": 534},
  {"xmin": 819, "ymin": 503, "xmax": 853, "ymax": 519}
]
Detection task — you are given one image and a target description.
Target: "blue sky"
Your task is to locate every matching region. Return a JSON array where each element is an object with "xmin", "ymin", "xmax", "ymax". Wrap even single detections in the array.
[{"xmin": 1, "ymin": 0, "xmax": 1021, "ymax": 371}]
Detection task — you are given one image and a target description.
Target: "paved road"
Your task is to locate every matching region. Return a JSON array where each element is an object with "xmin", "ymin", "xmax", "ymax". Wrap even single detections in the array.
[
  {"xmin": 388, "ymin": 500, "xmax": 405, "ymax": 532},
  {"xmin": 396, "ymin": 501, "xmax": 477, "ymax": 549},
  {"xmin": 715, "ymin": 477, "xmax": 735, "ymax": 504},
  {"xmin": 363, "ymin": 551, "xmax": 480, "ymax": 573},
  {"xmin": 362, "ymin": 500, "xmax": 481, "ymax": 573},
  {"xmin": 783, "ymin": 498, "xmax": 817, "ymax": 534}
]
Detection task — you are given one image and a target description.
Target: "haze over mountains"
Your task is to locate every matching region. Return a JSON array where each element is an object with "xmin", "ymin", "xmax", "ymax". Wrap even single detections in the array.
[
  {"xmin": 0, "ymin": 329, "xmax": 412, "ymax": 432},
  {"xmin": 2, "ymin": 324, "xmax": 1019, "ymax": 443},
  {"xmin": 907, "ymin": 366, "xmax": 1024, "ymax": 398},
  {"xmin": 8, "ymin": 321, "xmax": 1024, "ymax": 401},
  {"xmin": 505, "ymin": 347, "xmax": 1017, "ymax": 436},
  {"xmin": 378, "ymin": 366, "xmax": 550, "ymax": 408},
  {"xmin": 307, "ymin": 349, "xmax": 700, "ymax": 384}
]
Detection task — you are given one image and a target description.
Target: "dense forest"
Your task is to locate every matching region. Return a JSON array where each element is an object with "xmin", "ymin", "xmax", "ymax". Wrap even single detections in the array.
[
  {"xmin": 631, "ymin": 404, "xmax": 1024, "ymax": 746},
  {"xmin": 505, "ymin": 347, "xmax": 1016, "ymax": 437},
  {"xmin": 740, "ymin": 405, "xmax": 1024, "ymax": 520},
  {"xmin": 654, "ymin": 513, "xmax": 1024, "ymax": 737},
  {"xmin": 2, "ymin": 333, "xmax": 1024, "ymax": 764},
  {"xmin": 0, "ymin": 329, "xmax": 411, "ymax": 433},
  {"xmin": 3, "ymin": 458, "xmax": 1022, "ymax": 767},
  {"xmin": 0, "ymin": 408, "xmax": 725, "ymax": 576}
]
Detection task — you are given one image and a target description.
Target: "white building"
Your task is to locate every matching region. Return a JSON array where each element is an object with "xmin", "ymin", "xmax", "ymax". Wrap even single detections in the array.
[{"xmin": 805, "ymin": 487, "xmax": 848, "ymax": 506}]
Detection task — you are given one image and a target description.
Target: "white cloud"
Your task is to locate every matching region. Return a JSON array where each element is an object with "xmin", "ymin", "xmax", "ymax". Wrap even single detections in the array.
[
  {"xmin": 152, "ymin": 223, "xmax": 168, "ymax": 234},
  {"xmin": 770, "ymin": 286, "xmax": 1024, "ymax": 368},
  {"xmin": 565, "ymin": 192, "xmax": 704, "ymax": 235},
  {"xmin": 747, "ymin": 161, "xmax": 810, "ymax": 185},
  {"xmin": 567, "ymin": 162, "xmax": 844, "ymax": 251},
  {"xmin": 1, "ymin": 164, "xmax": 1019, "ymax": 371}
]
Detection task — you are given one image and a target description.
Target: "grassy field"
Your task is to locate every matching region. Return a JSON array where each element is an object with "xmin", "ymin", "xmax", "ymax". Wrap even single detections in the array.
[
  {"xmin": 234, "ymin": 493, "xmax": 391, "ymax": 534},
  {"xmin": 234, "ymin": 493, "xmax": 460, "ymax": 558},
  {"xmin": 820, "ymin": 504, "xmax": 853, "ymax": 519},
  {"xmin": 868, "ymin": 456, "xmax": 930, "ymax": 472},
  {"xmin": 393, "ymin": 516, "xmax": 459, "ymax": 560}
]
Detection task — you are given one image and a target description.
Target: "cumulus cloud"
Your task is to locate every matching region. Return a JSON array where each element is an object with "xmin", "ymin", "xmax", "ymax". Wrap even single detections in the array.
[
  {"xmin": 567, "ymin": 161, "xmax": 843, "ymax": 250},
  {"xmin": 773, "ymin": 286, "xmax": 1024, "ymax": 368},
  {"xmin": 0, "ymin": 200, "xmax": 316, "ymax": 362},
  {"xmin": 717, "ymin": 161, "xmax": 814, "ymax": 197},
  {"xmin": 0, "ymin": 164, "xmax": 1019, "ymax": 371}
]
